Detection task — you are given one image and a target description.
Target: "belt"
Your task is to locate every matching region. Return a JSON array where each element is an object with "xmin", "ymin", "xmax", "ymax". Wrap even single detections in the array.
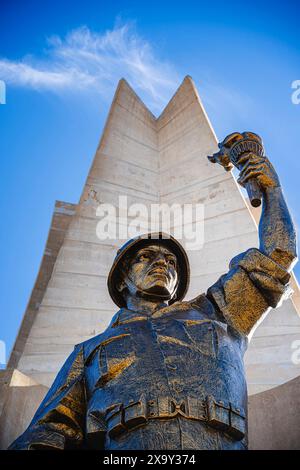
[{"xmin": 106, "ymin": 395, "xmax": 246, "ymax": 441}]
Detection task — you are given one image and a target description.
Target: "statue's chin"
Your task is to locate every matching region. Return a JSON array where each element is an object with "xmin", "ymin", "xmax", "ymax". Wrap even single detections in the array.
[{"xmin": 138, "ymin": 285, "xmax": 172, "ymax": 301}]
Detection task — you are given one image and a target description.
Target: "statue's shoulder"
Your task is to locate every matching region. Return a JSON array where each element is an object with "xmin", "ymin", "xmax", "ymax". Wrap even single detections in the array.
[
  {"xmin": 76, "ymin": 310, "xmax": 121, "ymax": 363},
  {"xmin": 151, "ymin": 295, "xmax": 218, "ymax": 320},
  {"xmin": 187, "ymin": 292, "xmax": 218, "ymax": 318}
]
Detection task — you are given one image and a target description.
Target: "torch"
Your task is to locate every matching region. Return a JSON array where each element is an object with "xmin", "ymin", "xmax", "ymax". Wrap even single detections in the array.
[{"xmin": 208, "ymin": 131, "xmax": 264, "ymax": 207}]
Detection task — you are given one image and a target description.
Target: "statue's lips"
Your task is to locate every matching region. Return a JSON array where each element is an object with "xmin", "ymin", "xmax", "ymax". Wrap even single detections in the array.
[{"xmin": 147, "ymin": 267, "xmax": 170, "ymax": 279}]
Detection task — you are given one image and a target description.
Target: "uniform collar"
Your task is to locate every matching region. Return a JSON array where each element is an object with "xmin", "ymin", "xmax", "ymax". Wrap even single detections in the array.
[
  {"xmin": 115, "ymin": 307, "xmax": 149, "ymax": 324},
  {"xmin": 112, "ymin": 301, "xmax": 186, "ymax": 326}
]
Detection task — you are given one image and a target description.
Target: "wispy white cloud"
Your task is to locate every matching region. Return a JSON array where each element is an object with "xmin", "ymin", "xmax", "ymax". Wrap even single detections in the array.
[{"xmin": 0, "ymin": 22, "xmax": 180, "ymax": 111}]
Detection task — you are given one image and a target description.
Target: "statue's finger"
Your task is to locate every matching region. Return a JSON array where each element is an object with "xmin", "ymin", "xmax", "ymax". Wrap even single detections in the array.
[
  {"xmin": 239, "ymin": 158, "xmax": 264, "ymax": 173},
  {"xmin": 240, "ymin": 162, "xmax": 264, "ymax": 175},
  {"xmin": 239, "ymin": 164, "xmax": 264, "ymax": 180},
  {"xmin": 237, "ymin": 153, "xmax": 263, "ymax": 166},
  {"xmin": 238, "ymin": 169, "xmax": 263, "ymax": 185}
]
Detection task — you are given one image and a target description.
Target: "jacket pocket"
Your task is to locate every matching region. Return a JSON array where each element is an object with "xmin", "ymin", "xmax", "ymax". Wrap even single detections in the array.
[
  {"xmin": 96, "ymin": 334, "xmax": 135, "ymax": 388},
  {"xmin": 178, "ymin": 319, "xmax": 218, "ymax": 358}
]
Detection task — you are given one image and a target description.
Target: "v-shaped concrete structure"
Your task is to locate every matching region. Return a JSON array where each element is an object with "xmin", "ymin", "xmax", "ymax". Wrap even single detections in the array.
[{"xmin": 1, "ymin": 76, "xmax": 300, "ymax": 448}]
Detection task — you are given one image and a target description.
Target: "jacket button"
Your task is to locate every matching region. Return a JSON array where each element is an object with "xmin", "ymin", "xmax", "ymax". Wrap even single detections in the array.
[
  {"xmin": 167, "ymin": 364, "xmax": 177, "ymax": 370},
  {"xmin": 173, "ymin": 381, "xmax": 182, "ymax": 393},
  {"xmin": 153, "ymin": 325, "xmax": 163, "ymax": 331}
]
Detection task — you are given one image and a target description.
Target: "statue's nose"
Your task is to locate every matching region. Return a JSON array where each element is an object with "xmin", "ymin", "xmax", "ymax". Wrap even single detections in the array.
[{"xmin": 152, "ymin": 255, "xmax": 168, "ymax": 268}]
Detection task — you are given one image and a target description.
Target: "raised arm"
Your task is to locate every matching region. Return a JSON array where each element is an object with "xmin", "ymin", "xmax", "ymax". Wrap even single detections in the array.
[
  {"xmin": 207, "ymin": 135, "xmax": 297, "ymax": 337},
  {"xmin": 237, "ymin": 154, "xmax": 297, "ymax": 270}
]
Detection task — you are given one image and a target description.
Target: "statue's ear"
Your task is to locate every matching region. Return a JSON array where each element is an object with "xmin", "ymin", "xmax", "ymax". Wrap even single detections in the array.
[{"xmin": 116, "ymin": 279, "xmax": 126, "ymax": 293}]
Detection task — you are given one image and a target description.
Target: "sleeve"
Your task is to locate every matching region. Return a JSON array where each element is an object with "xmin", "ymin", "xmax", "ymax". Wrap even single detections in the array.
[
  {"xmin": 8, "ymin": 344, "xmax": 86, "ymax": 450},
  {"xmin": 206, "ymin": 248, "xmax": 292, "ymax": 336}
]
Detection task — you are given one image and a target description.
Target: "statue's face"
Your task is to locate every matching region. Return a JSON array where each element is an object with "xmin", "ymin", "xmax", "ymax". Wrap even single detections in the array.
[{"xmin": 120, "ymin": 244, "xmax": 178, "ymax": 302}]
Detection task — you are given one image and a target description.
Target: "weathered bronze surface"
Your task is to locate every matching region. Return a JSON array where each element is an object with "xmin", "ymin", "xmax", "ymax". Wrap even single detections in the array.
[
  {"xmin": 9, "ymin": 132, "xmax": 297, "ymax": 450},
  {"xmin": 208, "ymin": 131, "xmax": 264, "ymax": 207}
]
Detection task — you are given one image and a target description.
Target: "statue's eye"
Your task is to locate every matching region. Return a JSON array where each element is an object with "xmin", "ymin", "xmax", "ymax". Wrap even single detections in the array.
[
  {"xmin": 139, "ymin": 254, "xmax": 149, "ymax": 261},
  {"xmin": 168, "ymin": 258, "xmax": 176, "ymax": 266}
]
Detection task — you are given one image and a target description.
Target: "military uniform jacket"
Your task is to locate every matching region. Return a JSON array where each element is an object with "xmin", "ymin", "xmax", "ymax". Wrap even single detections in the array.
[{"xmin": 9, "ymin": 248, "xmax": 291, "ymax": 450}]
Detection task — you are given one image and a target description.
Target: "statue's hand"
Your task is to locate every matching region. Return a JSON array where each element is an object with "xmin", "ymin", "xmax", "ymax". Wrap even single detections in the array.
[{"xmin": 237, "ymin": 154, "xmax": 280, "ymax": 191}]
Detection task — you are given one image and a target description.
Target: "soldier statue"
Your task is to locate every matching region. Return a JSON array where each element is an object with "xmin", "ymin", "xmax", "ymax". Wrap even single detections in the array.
[{"xmin": 9, "ymin": 132, "xmax": 297, "ymax": 450}]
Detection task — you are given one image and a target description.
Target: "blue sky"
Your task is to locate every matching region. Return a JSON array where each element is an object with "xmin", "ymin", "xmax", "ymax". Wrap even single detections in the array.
[{"xmin": 0, "ymin": 0, "xmax": 300, "ymax": 363}]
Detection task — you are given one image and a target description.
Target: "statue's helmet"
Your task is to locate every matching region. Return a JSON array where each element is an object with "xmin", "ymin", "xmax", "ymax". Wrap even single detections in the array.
[{"xmin": 107, "ymin": 232, "xmax": 190, "ymax": 308}]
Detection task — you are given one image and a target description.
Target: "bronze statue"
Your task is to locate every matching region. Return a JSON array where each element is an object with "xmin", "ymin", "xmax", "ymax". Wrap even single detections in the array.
[{"xmin": 9, "ymin": 132, "xmax": 297, "ymax": 450}]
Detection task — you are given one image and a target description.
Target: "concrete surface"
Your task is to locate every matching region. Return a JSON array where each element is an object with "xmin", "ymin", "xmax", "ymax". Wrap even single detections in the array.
[{"xmin": 248, "ymin": 375, "xmax": 300, "ymax": 449}]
